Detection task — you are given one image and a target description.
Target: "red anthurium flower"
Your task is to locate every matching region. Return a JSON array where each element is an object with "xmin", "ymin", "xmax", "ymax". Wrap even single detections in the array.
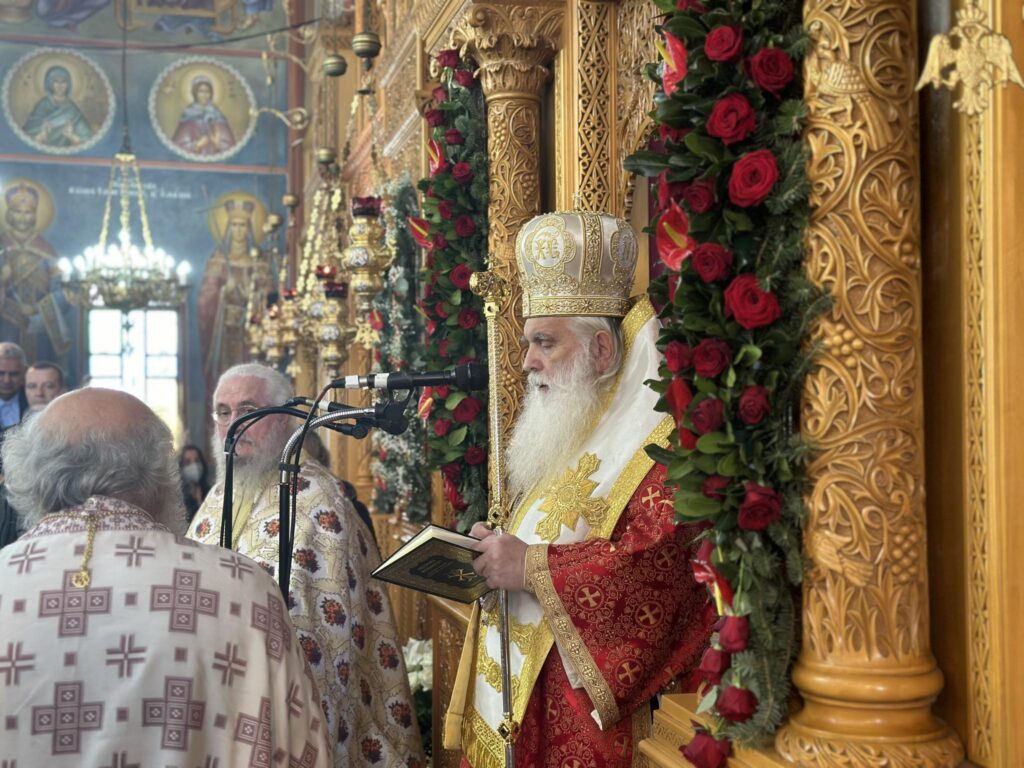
[
  {"xmin": 408, "ymin": 217, "xmax": 432, "ymax": 250},
  {"xmin": 656, "ymin": 200, "xmax": 694, "ymax": 271},
  {"xmin": 427, "ymin": 137, "xmax": 448, "ymax": 176},
  {"xmin": 691, "ymin": 541, "xmax": 734, "ymax": 607},
  {"xmin": 658, "ymin": 32, "xmax": 688, "ymax": 98}
]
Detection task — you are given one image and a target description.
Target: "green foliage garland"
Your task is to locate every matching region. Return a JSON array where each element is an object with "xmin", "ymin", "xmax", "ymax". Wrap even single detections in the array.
[
  {"xmin": 624, "ymin": 0, "xmax": 828, "ymax": 754},
  {"xmin": 410, "ymin": 48, "xmax": 490, "ymax": 531},
  {"xmin": 369, "ymin": 177, "xmax": 432, "ymax": 523}
]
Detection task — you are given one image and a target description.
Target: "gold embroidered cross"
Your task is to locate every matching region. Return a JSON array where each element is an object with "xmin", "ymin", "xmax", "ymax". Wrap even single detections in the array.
[{"xmin": 535, "ymin": 453, "xmax": 608, "ymax": 542}]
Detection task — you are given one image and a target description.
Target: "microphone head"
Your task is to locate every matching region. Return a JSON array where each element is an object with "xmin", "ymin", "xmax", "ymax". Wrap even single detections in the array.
[{"xmin": 455, "ymin": 362, "xmax": 488, "ymax": 391}]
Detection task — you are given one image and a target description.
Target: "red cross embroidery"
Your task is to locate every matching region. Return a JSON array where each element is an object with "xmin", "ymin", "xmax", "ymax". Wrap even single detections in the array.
[
  {"xmin": 39, "ymin": 570, "xmax": 112, "ymax": 637},
  {"xmin": 616, "ymin": 659, "xmax": 641, "ymax": 685},
  {"xmin": 252, "ymin": 592, "xmax": 291, "ymax": 661},
  {"xmin": 635, "ymin": 601, "xmax": 664, "ymax": 627},
  {"xmin": 8, "ymin": 541, "xmax": 46, "ymax": 574},
  {"xmin": 212, "ymin": 643, "xmax": 247, "ymax": 686},
  {"xmin": 614, "ymin": 732, "xmax": 631, "ymax": 756},
  {"xmin": 142, "ymin": 676, "xmax": 205, "ymax": 750},
  {"xmin": 641, "ymin": 486, "xmax": 662, "ymax": 510},
  {"xmin": 31, "ymin": 681, "xmax": 103, "ymax": 754},
  {"xmin": 654, "ymin": 546, "xmax": 677, "ymax": 570},
  {"xmin": 575, "ymin": 585, "xmax": 603, "ymax": 609},
  {"xmin": 150, "ymin": 569, "xmax": 219, "ymax": 633},
  {"xmin": 234, "ymin": 697, "xmax": 273, "ymax": 768},
  {"xmin": 0, "ymin": 641, "xmax": 35, "ymax": 685}
]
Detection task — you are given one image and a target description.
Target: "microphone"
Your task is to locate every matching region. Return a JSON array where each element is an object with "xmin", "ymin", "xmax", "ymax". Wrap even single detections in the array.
[{"xmin": 337, "ymin": 363, "xmax": 487, "ymax": 391}]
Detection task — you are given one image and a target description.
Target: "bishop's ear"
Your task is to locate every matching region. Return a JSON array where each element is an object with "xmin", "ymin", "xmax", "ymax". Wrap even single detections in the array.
[{"xmin": 592, "ymin": 329, "xmax": 615, "ymax": 375}]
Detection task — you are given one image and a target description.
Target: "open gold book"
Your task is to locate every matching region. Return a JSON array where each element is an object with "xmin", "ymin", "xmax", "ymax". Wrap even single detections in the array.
[{"xmin": 371, "ymin": 524, "xmax": 492, "ymax": 603}]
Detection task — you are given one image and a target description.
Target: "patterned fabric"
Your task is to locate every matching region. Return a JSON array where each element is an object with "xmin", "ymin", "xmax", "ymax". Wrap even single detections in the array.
[
  {"xmin": 188, "ymin": 460, "xmax": 425, "ymax": 768},
  {"xmin": 0, "ymin": 495, "xmax": 329, "ymax": 767}
]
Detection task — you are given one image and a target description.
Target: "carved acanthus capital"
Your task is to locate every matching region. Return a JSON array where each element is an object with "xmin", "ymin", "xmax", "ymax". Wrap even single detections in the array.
[{"xmin": 451, "ymin": 2, "xmax": 564, "ymax": 96}]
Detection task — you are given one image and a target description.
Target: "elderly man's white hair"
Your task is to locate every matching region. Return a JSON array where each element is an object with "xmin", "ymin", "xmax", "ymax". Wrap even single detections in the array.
[
  {"xmin": 1, "ymin": 392, "xmax": 184, "ymax": 530},
  {"xmin": 0, "ymin": 341, "xmax": 26, "ymax": 366},
  {"xmin": 214, "ymin": 363, "xmax": 294, "ymax": 404},
  {"xmin": 568, "ymin": 316, "xmax": 624, "ymax": 388}
]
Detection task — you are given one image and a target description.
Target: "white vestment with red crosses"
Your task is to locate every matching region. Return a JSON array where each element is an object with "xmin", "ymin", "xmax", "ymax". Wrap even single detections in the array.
[
  {"xmin": 188, "ymin": 459, "xmax": 426, "ymax": 768},
  {"xmin": 0, "ymin": 495, "xmax": 329, "ymax": 767}
]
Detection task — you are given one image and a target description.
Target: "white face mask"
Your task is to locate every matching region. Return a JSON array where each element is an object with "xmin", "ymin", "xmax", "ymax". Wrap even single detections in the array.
[{"xmin": 182, "ymin": 462, "xmax": 203, "ymax": 483}]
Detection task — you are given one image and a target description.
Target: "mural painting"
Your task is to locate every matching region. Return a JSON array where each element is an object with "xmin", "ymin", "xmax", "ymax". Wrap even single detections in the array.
[
  {"xmin": 0, "ymin": 178, "xmax": 72, "ymax": 361},
  {"xmin": 2, "ymin": 47, "xmax": 114, "ymax": 154},
  {"xmin": 199, "ymin": 191, "xmax": 274, "ymax": 394},
  {"xmin": 149, "ymin": 56, "xmax": 255, "ymax": 162}
]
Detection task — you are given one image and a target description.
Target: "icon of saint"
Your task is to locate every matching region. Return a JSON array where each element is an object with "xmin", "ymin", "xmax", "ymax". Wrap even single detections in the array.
[
  {"xmin": 171, "ymin": 75, "xmax": 236, "ymax": 157},
  {"xmin": 21, "ymin": 65, "xmax": 94, "ymax": 148}
]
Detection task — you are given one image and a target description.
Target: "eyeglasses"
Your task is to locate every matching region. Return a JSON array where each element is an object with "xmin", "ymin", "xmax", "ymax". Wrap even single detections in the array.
[{"xmin": 211, "ymin": 404, "xmax": 263, "ymax": 424}]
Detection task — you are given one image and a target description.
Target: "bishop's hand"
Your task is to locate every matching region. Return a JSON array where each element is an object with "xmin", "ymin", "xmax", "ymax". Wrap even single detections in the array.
[{"xmin": 470, "ymin": 522, "xmax": 527, "ymax": 592}]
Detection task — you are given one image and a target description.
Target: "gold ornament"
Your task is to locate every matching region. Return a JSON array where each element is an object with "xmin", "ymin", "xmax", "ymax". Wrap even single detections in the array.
[
  {"xmin": 514, "ymin": 208, "xmax": 637, "ymax": 318},
  {"xmin": 916, "ymin": 3, "xmax": 1024, "ymax": 116}
]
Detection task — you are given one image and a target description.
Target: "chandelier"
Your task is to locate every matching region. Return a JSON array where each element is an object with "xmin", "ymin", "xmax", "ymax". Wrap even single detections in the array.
[{"xmin": 58, "ymin": 26, "xmax": 189, "ymax": 313}]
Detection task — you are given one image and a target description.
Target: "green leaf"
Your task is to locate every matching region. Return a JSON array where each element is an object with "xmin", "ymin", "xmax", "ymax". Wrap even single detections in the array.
[
  {"xmin": 684, "ymin": 130, "xmax": 722, "ymax": 163},
  {"xmin": 664, "ymin": 14, "xmax": 707, "ymax": 40},
  {"xmin": 735, "ymin": 344, "xmax": 763, "ymax": 366},
  {"xmin": 696, "ymin": 431, "xmax": 733, "ymax": 454},
  {"xmin": 667, "ymin": 460, "xmax": 695, "ymax": 480},
  {"xmin": 717, "ymin": 450, "xmax": 742, "ymax": 476},
  {"xmin": 724, "ymin": 366, "xmax": 737, "ymax": 388},
  {"xmin": 624, "ymin": 150, "xmax": 673, "ymax": 177},
  {"xmin": 445, "ymin": 391, "xmax": 467, "ymax": 410},
  {"xmin": 695, "ymin": 687, "xmax": 719, "ymax": 714},
  {"xmin": 676, "ymin": 494, "xmax": 723, "ymax": 518},
  {"xmin": 448, "ymin": 425, "xmax": 468, "ymax": 447},
  {"xmin": 724, "ymin": 208, "xmax": 754, "ymax": 232},
  {"xmin": 645, "ymin": 444, "xmax": 677, "ymax": 465}
]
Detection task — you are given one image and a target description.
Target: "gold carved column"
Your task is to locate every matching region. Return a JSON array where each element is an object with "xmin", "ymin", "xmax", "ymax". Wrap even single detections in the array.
[
  {"xmin": 451, "ymin": 1, "xmax": 564, "ymax": 453},
  {"xmin": 773, "ymin": 0, "xmax": 963, "ymax": 763}
]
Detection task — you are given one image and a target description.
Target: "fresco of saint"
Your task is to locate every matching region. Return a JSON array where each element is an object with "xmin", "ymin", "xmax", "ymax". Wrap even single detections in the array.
[
  {"xmin": 21, "ymin": 65, "xmax": 93, "ymax": 148},
  {"xmin": 198, "ymin": 197, "xmax": 272, "ymax": 395},
  {"xmin": 0, "ymin": 183, "xmax": 70, "ymax": 358},
  {"xmin": 171, "ymin": 75, "xmax": 236, "ymax": 157}
]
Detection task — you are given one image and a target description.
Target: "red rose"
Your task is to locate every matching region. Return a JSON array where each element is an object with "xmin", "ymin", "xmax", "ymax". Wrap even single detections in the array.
[
  {"xmin": 691, "ymin": 243, "xmax": 734, "ymax": 283},
  {"xmin": 432, "ymin": 233, "xmax": 449, "ymax": 250},
  {"xmin": 692, "ymin": 339, "xmax": 731, "ymax": 378},
  {"xmin": 445, "ymin": 128, "xmax": 464, "ymax": 145},
  {"xmin": 661, "ymin": 32, "xmax": 688, "ymax": 98},
  {"xmin": 716, "ymin": 686, "xmax": 757, "ymax": 723},
  {"xmin": 443, "ymin": 474, "xmax": 467, "ymax": 510},
  {"xmin": 724, "ymin": 273, "xmax": 781, "ymax": 329},
  {"xmin": 681, "ymin": 730, "xmax": 731, "ymax": 768},
  {"xmin": 458, "ymin": 308, "xmax": 480, "ymax": 329},
  {"xmin": 435, "ymin": 302, "xmax": 449, "ymax": 319},
  {"xmin": 438, "ymin": 339, "xmax": 450, "ymax": 358},
  {"xmin": 437, "ymin": 199, "xmax": 454, "ymax": 220},
  {"xmin": 424, "ymin": 108, "xmax": 444, "ymax": 127},
  {"xmin": 464, "ymin": 445, "xmax": 486, "ymax": 465},
  {"xmin": 749, "ymin": 47, "xmax": 794, "ymax": 94},
  {"xmin": 440, "ymin": 461, "xmax": 460, "ymax": 481},
  {"xmin": 691, "ymin": 397, "xmax": 724, "ymax": 435},
  {"xmin": 450, "ymin": 263, "xmax": 472, "ymax": 289},
  {"xmin": 437, "ymin": 48, "xmax": 460, "ymax": 68},
  {"xmin": 737, "ymin": 385, "xmax": 770, "ymax": 425},
  {"xmin": 425, "ymin": 319, "xmax": 438, "ymax": 337},
  {"xmin": 435, "ymin": 385, "xmax": 450, "ymax": 399},
  {"xmin": 706, "ymin": 93, "xmax": 756, "ymax": 145},
  {"xmin": 704, "ymin": 25, "xmax": 743, "ymax": 62},
  {"xmin": 452, "ymin": 162, "xmax": 473, "ymax": 184},
  {"xmin": 434, "ymin": 419, "xmax": 452, "ymax": 437},
  {"xmin": 728, "ymin": 149, "xmax": 778, "ymax": 207},
  {"xmin": 701, "ymin": 474, "xmax": 729, "ymax": 500},
  {"xmin": 718, "ymin": 614, "xmax": 749, "ymax": 652},
  {"xmin": 432, "ymin": 86, "xmax": 448, "ymax": 102},
  {"xmin": 664, "ymin": 340, "xmax": 692, "ymax": 373},
  {"xmin": 665, "ymin": 376, "xmax": 693, "ymax": 423},
  {"xmin": 453, "ymin": 396, "xmax": 482, "ymax": 423},
  {"xmin": 698, "ymin": 647, "xmax": 731, "ymax": 684},
  {"xmin": 737, "ymin": 482, "xmax": 781, "ymax": 530},
  {"xmin": 454, "ymin": 215, "xmax": 476, "ymax": 238},
  {"xmin": 454, "ymin": 69, "xmax": 475, "ymax": 88},
  {"xmin": 681, "ymin": 179, "xmax": 716, "ymax": 214}
]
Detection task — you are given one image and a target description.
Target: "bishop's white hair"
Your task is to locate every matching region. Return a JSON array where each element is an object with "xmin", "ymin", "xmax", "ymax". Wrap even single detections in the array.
[
  {"xmin": 1, "ymin": 411, "xmax": 184, "ymax": 531},
  {"xmin": 214, "ymin": 363, "xmax": 294, "ymax": 405}
]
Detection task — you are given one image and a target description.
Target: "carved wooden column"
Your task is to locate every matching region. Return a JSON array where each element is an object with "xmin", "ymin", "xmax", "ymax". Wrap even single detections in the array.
[
  {"xmin": 773, "ymin": 0, "xmax": 963, "ymax": 764},
  {"xmin": 451, "ymin": 1, "xmax": 564, "ymax": 455}
]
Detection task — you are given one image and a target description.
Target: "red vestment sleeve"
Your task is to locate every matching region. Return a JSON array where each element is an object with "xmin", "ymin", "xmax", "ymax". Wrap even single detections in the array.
[{"xmin": 526, "ymin": 463, "xmax": 714, "ymax": 730}]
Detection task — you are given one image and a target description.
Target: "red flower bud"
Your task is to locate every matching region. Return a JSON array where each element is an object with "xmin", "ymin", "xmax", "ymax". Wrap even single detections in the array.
[{"xmin": 718, "ymin": 614, "xmax": 749, "ymax": 652}]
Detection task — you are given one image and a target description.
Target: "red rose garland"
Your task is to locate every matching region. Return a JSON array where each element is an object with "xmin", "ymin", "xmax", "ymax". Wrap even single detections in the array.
[
  {"xmin": 412, "ymin": 49, "xmax": 491, "ymax": 530},
  {"xmin": 626, "ymin": 0, "xmax": 823, "ymax": 753}
]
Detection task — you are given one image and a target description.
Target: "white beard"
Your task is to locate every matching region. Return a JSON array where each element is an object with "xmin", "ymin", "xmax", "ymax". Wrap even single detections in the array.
[
  {"xmin": 212, "ymin": 426, "xmax": 287, "ymax": 502},
  {"xmin": 506, "ymin": 351, "xmax": 604, "ymax": 498}
]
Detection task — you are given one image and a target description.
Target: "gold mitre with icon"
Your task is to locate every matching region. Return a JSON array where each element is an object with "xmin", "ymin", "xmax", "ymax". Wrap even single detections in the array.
[{"xmin": 514, "ymin": 207, "xmax": 638, "ymax": 318}]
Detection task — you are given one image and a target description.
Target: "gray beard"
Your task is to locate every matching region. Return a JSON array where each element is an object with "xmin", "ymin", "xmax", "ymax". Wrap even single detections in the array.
[
  {"xmin": 505, "ymin": 353, "xmax": 604, "ymax": 499},
  {"xmin": 212, "ymin": 429, "xmax": 286, "ymax": 501}
]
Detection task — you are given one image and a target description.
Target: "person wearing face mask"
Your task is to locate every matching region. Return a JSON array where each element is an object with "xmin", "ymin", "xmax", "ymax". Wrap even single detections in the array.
[{"xmin": 178, "ymin": 444, "xmax": 210, "ymax": 523}]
